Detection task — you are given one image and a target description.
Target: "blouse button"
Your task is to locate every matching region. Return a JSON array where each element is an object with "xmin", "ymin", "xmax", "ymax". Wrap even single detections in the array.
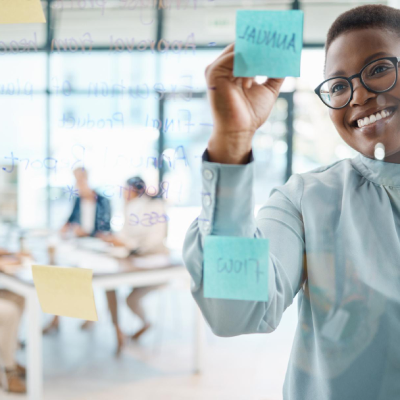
[
  {"xmin": 203, "ymin": 169, "xmax": 213, "ymax": 180},
  {"xmin": 203, "ymin": 194, "xmax": 212, "ymax": 207},
  {"xmin": 203, "ymin": 220, "xmax": 211, "ymax": 232}
]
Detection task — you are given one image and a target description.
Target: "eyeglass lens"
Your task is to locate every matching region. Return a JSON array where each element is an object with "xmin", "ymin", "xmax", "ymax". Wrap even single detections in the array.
[{"xmin": 319, "ymin": 59, "xmax": 397, "ymax": 108}]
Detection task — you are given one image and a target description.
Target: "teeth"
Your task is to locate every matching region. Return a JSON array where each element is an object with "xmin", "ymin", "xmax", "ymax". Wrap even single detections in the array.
[{"xmin": 357, "ymin": 108, "xmax": 393, "ymax": 127}]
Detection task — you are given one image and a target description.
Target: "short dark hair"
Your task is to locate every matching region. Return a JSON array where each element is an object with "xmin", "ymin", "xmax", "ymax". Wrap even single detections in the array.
[
  {"xmin": 326, "ymin": 4, "xmax": 400, "ymax": 55},
  {"xmin": 127, "ymin": 176, "xmax": 145, "ymax": 191}
]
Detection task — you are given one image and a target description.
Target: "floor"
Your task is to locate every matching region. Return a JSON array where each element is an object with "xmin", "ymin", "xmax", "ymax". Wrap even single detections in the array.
[{"xmin": 1, "ymin": 284, "xmax": 298, "ymax": 400}]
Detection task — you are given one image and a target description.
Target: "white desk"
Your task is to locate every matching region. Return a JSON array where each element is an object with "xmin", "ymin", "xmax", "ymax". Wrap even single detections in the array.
[{"xmin": 0, "ymin": 245, "xmax": 205, "ymax": 400}]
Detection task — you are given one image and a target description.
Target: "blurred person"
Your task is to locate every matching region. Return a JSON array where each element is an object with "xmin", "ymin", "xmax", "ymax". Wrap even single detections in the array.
[
  {"xmin": 62, "ymin": 167, "xmax": 111, "ymax": 237},
  {"xmin": 44, "ymin": 167, "xmax": 111, "ymax": 334},
  {"xmin": 0, "ymin": 253, "xmax": 27, "ymax": 394},
  {"xmin": 99, "ymin": 177, "xmax": 169, "ymax": 353}
]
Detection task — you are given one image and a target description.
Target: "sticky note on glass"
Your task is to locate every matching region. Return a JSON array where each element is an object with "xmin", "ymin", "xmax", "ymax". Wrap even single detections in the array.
[
  {"xmin": 204, "ymin": 236, "xmax": 269, "ymax": 301},
  {"xmin": 32, "ymin": 265, "xmax": 98, "ymax": 321},
  {"xmin": 0, "ymin": 0, "xmax": 46, "ymax": 24},
  {"xmin": 233, "ymin": 10, "xmax": 304, "ymax": 78}
]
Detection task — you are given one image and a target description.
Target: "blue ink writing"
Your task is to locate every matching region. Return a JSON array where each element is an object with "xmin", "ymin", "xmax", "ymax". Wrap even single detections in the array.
[
  {"xmin": 238, "ymin": 25, "xmax": 296, "ymax": 52},
  {"xmin": 58, "ymin": 113, "xmax": 124, "ymax": 129},
  {"xmin": 217, "ymin": 257, "xmax": 263, "ymax": 283}
]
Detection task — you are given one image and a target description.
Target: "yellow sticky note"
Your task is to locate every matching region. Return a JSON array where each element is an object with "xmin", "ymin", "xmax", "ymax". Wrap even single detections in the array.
[
  {"xmin": 32, "ymin": 265, "xmax": 98, "ymax": 321},
  {"xmin": 0, "ymin": 0, "xmax": 46, "ymax": 24}
]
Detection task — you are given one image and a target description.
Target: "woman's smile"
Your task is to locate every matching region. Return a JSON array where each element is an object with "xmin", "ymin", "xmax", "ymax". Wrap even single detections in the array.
[
  {"xmin": 352, "ymin": 106, "xmax": 396, "ymax": 128},
  {"xmin": 351, "ymin": 105, "xmax": 398, "ymax": 139},
  {"xmin": 326, "ymin": 28, "xmax": 400, "ymax": 161}
]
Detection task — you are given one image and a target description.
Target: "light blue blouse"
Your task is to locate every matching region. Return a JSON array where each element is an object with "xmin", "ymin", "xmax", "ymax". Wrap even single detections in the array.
[{"xmin": 183, "ymin": 150, "xmax": 400, "ymax": 400}]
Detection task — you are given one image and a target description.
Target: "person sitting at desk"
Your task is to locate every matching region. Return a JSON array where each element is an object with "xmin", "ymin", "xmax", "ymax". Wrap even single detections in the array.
[
  {"xmin": 44, "ymin": 167, "xmax": 111, "ymax": 334},
  {"xmin": 0, "ymin": 252, "xmax": 27, "ymax": 394},
  {"xmin": 99, "ymin": 176, "xmax": 169, "ymax": 353},
  {"xmin": 62, "ymin": 167, "xmax": 111, "ymax": 237}
]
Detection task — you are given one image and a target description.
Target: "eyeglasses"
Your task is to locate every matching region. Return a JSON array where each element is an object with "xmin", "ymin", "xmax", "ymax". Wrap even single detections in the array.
[{"xmin": 314, "ymin": 56, "xmax": 400, "ymax": 109}]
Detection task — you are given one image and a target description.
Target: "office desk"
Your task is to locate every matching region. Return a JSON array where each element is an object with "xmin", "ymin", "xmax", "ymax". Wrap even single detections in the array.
[{"xmin": 0, "ymin": 240, "xmax": 205, "ymax": 400}]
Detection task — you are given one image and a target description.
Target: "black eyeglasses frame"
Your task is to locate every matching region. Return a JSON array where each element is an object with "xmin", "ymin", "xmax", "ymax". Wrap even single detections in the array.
[{"xmin": 314, "ymin": 56, "xmax": 400, "ymax": 110}]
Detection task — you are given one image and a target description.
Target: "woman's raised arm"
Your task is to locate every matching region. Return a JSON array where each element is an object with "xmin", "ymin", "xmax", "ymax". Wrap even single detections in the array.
[{"xmin": 183, "ymin": 43, "xmax": 304, "ymax": 337}]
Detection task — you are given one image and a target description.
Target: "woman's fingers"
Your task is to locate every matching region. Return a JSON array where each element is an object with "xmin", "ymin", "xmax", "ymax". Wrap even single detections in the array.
[
  {"xmin": 232, "ymin": 77, "xmax": 255, "ymax": 89},
  {"xmin": 206, "ymin": 44, "xmax": 235, "ymax": 80},
  {"xmin": 218, "ymin": 42, "xmax": 234, "ymax": 57},
  {"xmin": 212, "ymin": 51, "xmax": 235, "ymax": 71},
  {"xmin": 262, "ymin": 77, "xmax": 285, "ymax": 95},
  {"xmin": 235, "ymin": 78, "xmax": 243, "ymax": 88},
  {"xmin": 207, "ymin": 43, "xmax": 282, "ymax": 93},
  {"xmin": 206, "ymin": 52, "xmax": 235, "ymax": 88},
  {"xmin": 243, "ymin": 77, "xmax": 254, "ymax": 89}
]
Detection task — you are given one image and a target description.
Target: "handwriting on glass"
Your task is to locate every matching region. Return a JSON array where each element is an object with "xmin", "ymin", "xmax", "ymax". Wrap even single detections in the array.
[
  {"xmin": 216, "ymin": 257, "xmax": 263, "ymax": 283},
  {"xmin": 128, "ymin": 212, "xmax": 169, "ymax": 226},
  {"xmin": 110, "ymin": 212, "xmax": 169, "ymax": 228}
]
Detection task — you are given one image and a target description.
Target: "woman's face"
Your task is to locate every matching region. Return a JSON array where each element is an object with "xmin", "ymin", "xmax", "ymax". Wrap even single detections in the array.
[{"xmin": 325, "ymin": 28, "xmax": 400, "ymax": 162}]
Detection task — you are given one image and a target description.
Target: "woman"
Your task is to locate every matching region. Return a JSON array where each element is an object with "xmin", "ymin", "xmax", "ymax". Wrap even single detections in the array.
[{"xmin": 183, "ymin": 5, "xmax": 400, "ymax": 399}]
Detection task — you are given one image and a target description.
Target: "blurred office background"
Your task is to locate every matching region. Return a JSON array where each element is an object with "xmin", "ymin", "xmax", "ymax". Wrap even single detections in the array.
[{"xmin": 0, "ymin": 0, "xmax": 396, "ymax": 399}]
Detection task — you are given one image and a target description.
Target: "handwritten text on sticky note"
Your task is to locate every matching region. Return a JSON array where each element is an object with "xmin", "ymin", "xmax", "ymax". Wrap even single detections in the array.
[
  {"xmin": 0, "ymin": 0, "xmax": 46, "ymax": 24},
  {"xmin": 233, "ymin": 10, "xmax": 304, "ymax": 78},
  {"xmin": 204, "ymin": 236, "xmax": 269, "ymax": 301},
  {"xmin": 32, "ymin": 265, "xmax": 98, "ymax": 321}
]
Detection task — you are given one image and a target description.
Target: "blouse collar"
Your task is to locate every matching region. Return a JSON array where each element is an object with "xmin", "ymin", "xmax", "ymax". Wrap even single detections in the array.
[{"xmin": 352, "ymin": 152, "xmax": 400, "ymax": 187}]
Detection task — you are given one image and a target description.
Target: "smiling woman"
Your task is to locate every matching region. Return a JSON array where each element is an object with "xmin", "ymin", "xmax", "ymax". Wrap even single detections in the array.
[
  {"xmin": 183, "ymin": 4, "xmax": 400, "ymax": 400},
  {"xmin": 325, "ymin": 28, "xmax": 400, "ymax": 162},
  {"xmin": 321, "ymin": 5, "xmax": 400, "ymax": 163}
]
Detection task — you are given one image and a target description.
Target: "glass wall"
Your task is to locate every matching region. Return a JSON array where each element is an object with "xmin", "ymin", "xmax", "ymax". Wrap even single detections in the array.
[
  {"xmin": 0, "ymin": 0, "xmax": 388, "ymax": 234},
  {"xmin": 293, "ymin": 48, "xmax": 358, "ymax": 175},
  {"xmin": 0, "ymin": 54, "xmax": 47, "ymax": 227}
]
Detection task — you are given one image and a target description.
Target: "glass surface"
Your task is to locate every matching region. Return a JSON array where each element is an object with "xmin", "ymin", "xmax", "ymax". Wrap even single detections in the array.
[
  {"xmin": 294, "ymin": 49, "xmax": 357, "ymax": 173},
  {"xmin": 4, "ymin": 3, "xmax": 400, "ymax": 399},
  {"xmin": 0, "ymin": 53, "xmax": 47, "ymax": 92},
  {"xmin": 0, "ymin": 19, "xmax": 46, "ymax": 47},
  {"xmin": 0, "ymin": 95, "xmax": 47, "ymax": 228},
  {"xmin": 302, "ymin": 1, "xmax": 387, "ymax": 43},
  {"xmin": 49, "ymin": 94, "xmax": 159, "ymax": 229},
  {"xmin": 162, "ymin": 97, "xmax": 211, "ymax": 206},
  {"xmin": 52, "ymin": 3, "xmax": 155, "ymax": 46},
  {"xmin": 50, "ymin": 52, "xmax": 157, "ymax": 91},
  {"xmin": 253, "ymin": 96, "xmax": 290, "ymax": 203},
  {"xmin": 163, "ymin": 2, "xmax": 290, "ymax": 45}
]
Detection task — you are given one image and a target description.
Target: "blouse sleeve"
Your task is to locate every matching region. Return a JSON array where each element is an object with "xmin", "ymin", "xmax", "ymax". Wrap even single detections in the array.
[{"xmin": 182, "ymin": 150, "xmax": 306, "ymax": 337}]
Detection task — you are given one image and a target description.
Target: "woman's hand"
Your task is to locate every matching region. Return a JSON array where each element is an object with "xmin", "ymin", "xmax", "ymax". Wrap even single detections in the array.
[{"xmin": 205, "ymin": 42, "xmax": 285, "ymax": 164}]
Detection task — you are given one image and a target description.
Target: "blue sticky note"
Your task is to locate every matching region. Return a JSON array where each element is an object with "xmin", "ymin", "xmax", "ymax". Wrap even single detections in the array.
[
  {"xmin": 204, "ymin": 236, "xmax": 269, "ymax": 301},
  {"xmin": 233, "ymin": 10, "xmax": 304, "ymax": 78}
]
